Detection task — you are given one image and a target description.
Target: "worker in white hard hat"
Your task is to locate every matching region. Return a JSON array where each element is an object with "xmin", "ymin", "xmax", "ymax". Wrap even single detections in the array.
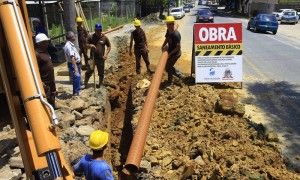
[
  {"xmin": 32, "ymin": 17, "xmax": 58, "ymax": 62},
  {"xmin": 34, "ymin": 33, "xmax": 59, "ymax": 109},
  {"xmin": 161, "ymin": 16, "xmax": 183, "ymax": 85},
  {"xmin": 129, "ymin": 19, "xmax": 153, "ymax": 74},
  {"xmin": 73, "ymin": 130, "xmax": 114, "ymax": 179}
]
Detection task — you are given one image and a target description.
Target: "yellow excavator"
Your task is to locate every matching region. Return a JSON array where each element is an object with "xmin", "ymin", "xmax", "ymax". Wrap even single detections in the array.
[{"xmin": 0, "ymin": 0, "xmax": 74, "ymax": 179}]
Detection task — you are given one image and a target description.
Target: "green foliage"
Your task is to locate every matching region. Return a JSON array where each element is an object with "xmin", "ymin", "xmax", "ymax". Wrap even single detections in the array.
[
  {"xmin": 87, "ymin": 16, "xmax": 133, "ymax": 32},
  {"xmin": 48, "ymin": 24, "xmax": 64, "ymax": 45},
  {"xmin": 47, "ymin": 16, "xmax": 133, "ymax": 45},
  {"xmin": 159, "ymin": 14, "xmax": 166, "ymax": 20}
]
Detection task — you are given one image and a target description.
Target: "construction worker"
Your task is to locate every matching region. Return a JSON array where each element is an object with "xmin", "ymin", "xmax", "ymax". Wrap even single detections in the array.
[
  {"xmin": 161, "ymin": 16, "xmax": 183, "ymax": 84},
  {"xmin": 73, "ymin": 130, "xmax": 114, "ymax": 179},
  {"xmin": 129, "ymin": 19, "xmax": 153, "ymax": 74},
  {"xmin": 76, "ymin": 17, "xmax": 89, "ymax": 69},
  {"xmin": 32, "ymin": 18, "xmax": 47, "ymax": 36},
  {"xmin": 84, "ymin": 23, "xmax": 111, "ymax": 89},
  {"xmin": 64, "ymin": 31, "xmax": 81, "ymax": 96},
  {"xmin": 35, "ymin": 33, "xmax": 58, "ymax": 109}
]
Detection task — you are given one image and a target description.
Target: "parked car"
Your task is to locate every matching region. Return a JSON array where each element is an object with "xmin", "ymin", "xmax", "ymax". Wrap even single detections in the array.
[
  {"xmin": 189, "ymin": 2, "xmax": 195, "ymax": 8},
  {"xmin": 209, "ymin": 5, "xmax": 218, "ymax": 12},
  {"xmin": 196, "ymin": 9, "xmax": 214, "ymax": 23},
  {"xmin": 183, "ymin": 6, "xmax": 191, "ymax": 13},
  {"xmin": 247, "ymin": 14, "xmax": 278, "ymax": 35},
  {"xmin": 207, "ymin": 0, "xmax": 218, "ymax": 5},
  {"xmin": 198, "ymin": 0, "xmax": 202, "ymax": 5},
  {"xmin": 170, "ymin": 7, "xmax": 185, "ymax": 19},
  {"xmin": 281, "ymin": 11, "xmax": 299, "ymax": 24},
  {"xmin": 198, "ymin": 6, "xmax": 211, "ymax": 10},
  {"xmin": 169, "ymin": 1, "xmax": 176, "ymax": 8},
  {"xmin": 272, "ymin": 9, "xmax": 294, "ymax": 21},
  {"xmin": 201, "ymin": 0, "xmax": 208, "ymax": 5}
]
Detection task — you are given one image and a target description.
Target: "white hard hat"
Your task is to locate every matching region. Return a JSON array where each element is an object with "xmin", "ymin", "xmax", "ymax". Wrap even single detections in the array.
[
  {"xmin": 32, "ymin": 18, "xmax": 40, "ymax": 23},
  {"xmin": 35, "ymin": 33, "xmax": 50, "ymax": 43}
]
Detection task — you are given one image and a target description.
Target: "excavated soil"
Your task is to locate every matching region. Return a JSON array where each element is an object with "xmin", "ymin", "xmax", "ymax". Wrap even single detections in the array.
[{"xmin": 106, "ymin": 48, "xmax": 300, "ymax": 179}]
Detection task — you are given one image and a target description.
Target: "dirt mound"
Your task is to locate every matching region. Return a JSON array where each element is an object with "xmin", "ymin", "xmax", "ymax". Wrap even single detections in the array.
[
  {"xmin": 142, "ymin": 13, "xmax": 163, "ymax": 24},
  {"xmin": 108, "ymin": 48, "xmax": 300, "ymax": 179}
]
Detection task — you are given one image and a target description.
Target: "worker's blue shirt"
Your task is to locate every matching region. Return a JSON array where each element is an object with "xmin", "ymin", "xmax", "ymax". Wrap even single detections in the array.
[
  {"xmin": 35, "ymin": 25, "xmax": 48, "ymax": 36},
  {"xmin": 73, "ymin": 154, "xmax": 114, "ymax": 180}
]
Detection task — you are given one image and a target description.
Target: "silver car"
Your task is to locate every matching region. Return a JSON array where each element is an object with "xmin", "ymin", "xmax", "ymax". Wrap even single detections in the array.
[
  {"xmin": 272, "ymin": 9, "xmax": 294, "ymax": 21},
  {"xmin": 281, "ymin": 11, "xmax": 299, "ymax": 24},
  {"xmin": 170, "ymin": 7, "xmax": 185, "ymax": 19}
]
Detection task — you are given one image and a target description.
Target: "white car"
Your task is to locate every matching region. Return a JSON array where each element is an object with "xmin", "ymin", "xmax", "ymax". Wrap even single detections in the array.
[
  {"xmin": 272, "ymin": 9, "xmax": 294, "ymax": 20},
  {"xmin": 170, "ymin": 7, "xmax": 185, "ymax": 19},
  {"xmin": 281, "ymin": 11, "xmax": 299, "ymax": 24}
]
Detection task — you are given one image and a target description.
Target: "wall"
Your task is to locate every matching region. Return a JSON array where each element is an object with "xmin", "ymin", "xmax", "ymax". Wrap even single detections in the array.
[{"xmin": 250, "ymin": 2, "xmax": 277, "ymax": 14}]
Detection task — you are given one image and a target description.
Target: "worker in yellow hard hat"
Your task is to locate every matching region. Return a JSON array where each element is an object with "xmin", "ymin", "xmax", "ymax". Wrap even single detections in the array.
[
  {"xmin": 161, "ymin": 16, "xmax": 183, "ymax": 85},
  {"xmin": 129, "ymin": 19, "xmax": 153, "ymax": 74},
  {"xmin": 76, "ymin": 17, "xmax": 83, "ymax": 23},
  {"xmin": 73, "ymin": 130, "xmax": 114, "ymax": 179},
  {"xmin": 76, "ymin": 17, "xmax": 89, "ymax": 71}
]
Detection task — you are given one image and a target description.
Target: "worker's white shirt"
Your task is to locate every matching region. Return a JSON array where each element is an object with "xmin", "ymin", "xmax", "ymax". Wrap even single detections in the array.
[{"xmin": 64, "ymin": 41, "xmax": 81, "ymax": 63}]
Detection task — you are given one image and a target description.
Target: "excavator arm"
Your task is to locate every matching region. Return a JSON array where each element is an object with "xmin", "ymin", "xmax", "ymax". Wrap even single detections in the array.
[{"xmin": 0, "ymin": 0, "xmax": 74, "ymax": 179}]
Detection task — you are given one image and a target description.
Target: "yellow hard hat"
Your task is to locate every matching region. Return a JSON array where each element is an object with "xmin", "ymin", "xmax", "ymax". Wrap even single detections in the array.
[
  {"xmin": 134, "ymin": 19, "xmax": 141, "ymax": 26},
  {"xmin": 165, "ymin": 16, "xmax": 175, "ymax": 23},
  {"xmin": 89, "ymin": 130, "xmax": 109, "ymax": 150},
  {"xmin": 76, "ymin": 17, "xmax": 83, "ymax": 22}
]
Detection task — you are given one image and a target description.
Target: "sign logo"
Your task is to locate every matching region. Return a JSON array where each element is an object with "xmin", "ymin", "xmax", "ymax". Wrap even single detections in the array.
[{"xmin": 209, "ymin": 68, "xmax": 215, "ymax": 76}]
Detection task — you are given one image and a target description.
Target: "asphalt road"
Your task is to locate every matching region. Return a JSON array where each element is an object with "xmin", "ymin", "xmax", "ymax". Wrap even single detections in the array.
[{"xmin": 175, "ymin": 4, "xmax": 300, "ymax": 168}]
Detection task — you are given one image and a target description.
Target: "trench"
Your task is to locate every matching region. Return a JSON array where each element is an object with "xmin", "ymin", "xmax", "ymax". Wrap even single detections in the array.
[{"xmin": 107, "ymin": 50, "xmax": 141, "ymax": 179}]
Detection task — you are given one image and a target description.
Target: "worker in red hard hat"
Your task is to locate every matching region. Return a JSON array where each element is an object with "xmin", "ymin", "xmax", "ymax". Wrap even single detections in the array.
[{"xmin": 73, "ymin": 130, "xmax": 114, "ymax": 179}]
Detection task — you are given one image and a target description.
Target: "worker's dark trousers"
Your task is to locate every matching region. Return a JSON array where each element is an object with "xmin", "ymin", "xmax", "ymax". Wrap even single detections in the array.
[
  {"xmin": 84, "ymin": 58, "xmax": 105, "ymax": 86},
  {"xmin": 44, "ymin": 82, "xmax": 56, "ymax": 107},
  {"xmin": 134, "ymin": 48, "xmax": 150, "ymax": 73},
  {"xmin": 165, "ymin": 53, "xmax": 182, "ymax": 82},
  {"xmin": 79, "ymin": 47, "xmax": 89, "ymax": 68}
]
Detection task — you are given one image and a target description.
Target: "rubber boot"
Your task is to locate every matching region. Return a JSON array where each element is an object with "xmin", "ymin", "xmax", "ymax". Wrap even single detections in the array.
[
  {"xmin": 167, "ymin": 74, "xmax": 173, "ymax": 84},
  {"xmin": 96, "ymin": 77, "xmax": 103, "ymax": 88},
  {"xmin": 174, "ymin": 69, "xmax": 183, "ymax": 79},
  {"xmin": 49, "ymin": 95, "xmax": 60, "ymax": 110},
  {"xmin": 147, "ymin": 66, "xmax": 154, "ymax": 74},
  {"xmin": 81, "ymin": 77, "xmax": 89, "ymax": 89}
]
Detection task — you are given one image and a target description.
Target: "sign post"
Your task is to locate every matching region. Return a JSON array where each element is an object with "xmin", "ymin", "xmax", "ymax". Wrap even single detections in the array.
[{"xmin": 193, "ymin": 23, "xmax": 242, "ymax": 84}]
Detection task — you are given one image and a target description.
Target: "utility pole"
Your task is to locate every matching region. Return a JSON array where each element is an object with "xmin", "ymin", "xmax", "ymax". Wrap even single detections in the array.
[
  {"xmin": 63, "ymin": 0, "xmax": 78, "ymax": 48},
  {"xmin": 99, "ymin": 0, "xmax": 102, "ymax": 24},
  {"xmin": 168, "ymin": 0, "xmax": 170, "ymax": 16},
  {"xmin": 121, "ymin": 0, "xmax": 125, "ymax": 18}
]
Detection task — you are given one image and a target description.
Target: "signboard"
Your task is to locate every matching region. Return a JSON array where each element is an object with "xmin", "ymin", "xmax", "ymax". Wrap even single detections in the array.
[{"xmin": 193, "ymin": 23, "xmax": 242, "ymax": 83}]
